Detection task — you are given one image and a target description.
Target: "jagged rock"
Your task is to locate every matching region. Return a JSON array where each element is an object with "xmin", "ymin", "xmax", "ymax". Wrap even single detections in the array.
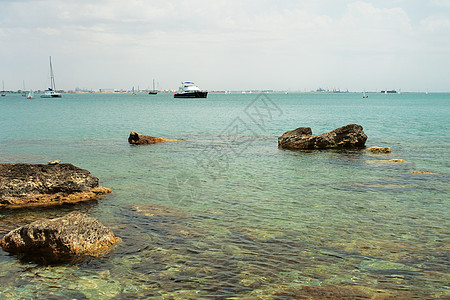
[
  {"xmin": 278, "ymin": 124, "xmax": 367, "ymax": 150},
  {"xmin": 0, "ymin": 163, "xmax": 111, "ymax": 209},
  {"xmin": 0, "ymin": 212, "xmax": 120, "ymax": 262},
  {"xmin": 128, "ymin": 132, "xmax": 179, "ymax": 144},
  {"xmin": 366, "ymin": 146, "xmax": 391, "ymax": 153}
]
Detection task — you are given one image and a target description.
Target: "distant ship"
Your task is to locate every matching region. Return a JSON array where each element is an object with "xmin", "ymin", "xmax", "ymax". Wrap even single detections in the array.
[
  {"xmin": 381, "ymin": 90, "xmax": 397, "ymax": 94},
  {"xmin": 41, "ymin": 56, "xmax": 62, "ymax": 98},
  {"xmin": 174, "ymin": 82, "xmax": 207, "ymax": 98}
]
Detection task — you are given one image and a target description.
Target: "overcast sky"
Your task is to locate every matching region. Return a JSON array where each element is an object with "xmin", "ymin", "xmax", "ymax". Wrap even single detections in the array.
[{"xmin": 1, "ymin": 0, "xmax": 450, "ymax": 91}]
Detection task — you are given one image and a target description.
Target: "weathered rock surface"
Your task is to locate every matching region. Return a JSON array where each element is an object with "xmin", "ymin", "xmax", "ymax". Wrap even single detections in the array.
[
  {"xmin": 0, "ymin": 163, "xmax": 111, "ymax": 209},
  {"xmin": 0, "ymin": 211, "xmax": 120, "ymax": 262},
  {"xmin": 366, "ymin": 146, "xmax": 391, "ymax": 153},
  {"xmin": 128, "ymin": 132, "xmax": 180, "ymax": 144},
  {"xmin": 278, "ymin": 124, "xmax": 367, "ymax": 150}
]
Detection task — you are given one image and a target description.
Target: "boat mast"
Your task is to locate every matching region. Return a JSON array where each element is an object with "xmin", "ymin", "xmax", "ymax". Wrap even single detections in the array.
[{"xmin": 49, "ymin": 56, "xmax": 56, "ymax": 90}]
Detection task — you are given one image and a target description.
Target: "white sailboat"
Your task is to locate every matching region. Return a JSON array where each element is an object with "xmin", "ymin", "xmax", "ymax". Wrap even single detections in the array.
[
  {"xmin": 27, "ymin": 89, "xmax": 34, "ymax": 99},
  {"xmin": 41, "ymin": 56, "xmax": 62, "ymax": 98},
  {"xmin": 1, "ymin": 80, "xmax": 6, "ymax": 96},
  {"xmin": 363, "ymin": 89, "xmax": 368, "ymax": 98}
]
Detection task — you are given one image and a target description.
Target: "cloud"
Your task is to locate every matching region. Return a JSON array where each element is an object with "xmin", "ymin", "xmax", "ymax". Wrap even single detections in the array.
[
  {"xmin": 0, "ymin": 0, "xmax": 449, "ymax": 91},
  {"xmin": 432, "ymin": 0, "xmax": 450, "ymax": 8},
  {"xmin": 420, "ymin": 15, "xmax": 450, "ymax": 33}
]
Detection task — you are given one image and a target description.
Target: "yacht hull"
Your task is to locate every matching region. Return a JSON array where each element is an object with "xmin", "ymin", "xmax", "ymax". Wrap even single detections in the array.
[
  {"xmin": 40, "ymin": 94, "xmax": 62, "ymax": 98},
  {"xmin": 174, "ymin": 91, "xmax": 208, "ymax": 98}
]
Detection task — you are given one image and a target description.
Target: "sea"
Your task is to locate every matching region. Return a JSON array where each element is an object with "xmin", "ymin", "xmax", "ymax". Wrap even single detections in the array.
[{"xmin": 0, "ymin": 92, "xmax": 449, "ymax": 299}]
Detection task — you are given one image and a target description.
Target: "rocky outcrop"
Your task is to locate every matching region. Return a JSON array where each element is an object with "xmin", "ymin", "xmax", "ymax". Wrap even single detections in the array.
[
  {"xmin": 128, "ymin": 132, "xmax": 179, "ymax": 144},
  {"xmin": 0, "ymin": 163, "xmax": 111, "ymax": 209},
  {"xmin": 278, "ymin": 124, "xmax": 367, "ymax": 150},
  {"xmin": 366, "ymin": 146, "xmax": 391, "ymax": 153},
  {"xmin": 0, "ymin": 212, "xmax": 120, "ymax": 263}
]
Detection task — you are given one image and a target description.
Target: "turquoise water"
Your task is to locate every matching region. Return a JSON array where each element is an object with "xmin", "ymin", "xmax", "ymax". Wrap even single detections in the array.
[{"xmin": 0, "ymin": 92, "xmax": 449, "ymax": 298}]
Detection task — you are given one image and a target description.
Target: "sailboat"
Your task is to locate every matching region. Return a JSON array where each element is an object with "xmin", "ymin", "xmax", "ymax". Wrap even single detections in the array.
[
  {"xmin": 27, "ymin": 90, "xmax": 34, "ymax": 99},
  {"xmin": 41, "ymin": 56, "xmax": 62, "ymax": 98},
  {"xmin": 149, "ymin": 79, "xmax": 157, "ymax": 95},
  {"xmin": 363, "ymin": 89, "xmax": 368, "ymax": 98},
  {"xmin": 131, "ymin": 86, "xmax": 136, "ymax": 95},
  {"xmin": 1, "ymin": 81, "xmax": 6, "ymax": 96}
]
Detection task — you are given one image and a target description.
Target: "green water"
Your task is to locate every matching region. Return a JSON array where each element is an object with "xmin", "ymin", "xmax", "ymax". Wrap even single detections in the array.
[{"xmin": 0, "ymin": 92, "xmax": 449, "ymax": 298}]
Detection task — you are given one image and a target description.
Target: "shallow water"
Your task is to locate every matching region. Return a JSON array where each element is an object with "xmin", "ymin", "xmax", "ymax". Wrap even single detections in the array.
[{"xmin": 0, "ymin": 92, "xmax": 449, "ymax": 298}]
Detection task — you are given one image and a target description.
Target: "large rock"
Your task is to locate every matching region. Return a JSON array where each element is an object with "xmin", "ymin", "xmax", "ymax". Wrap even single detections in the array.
[
  {"xmin": 0, "ymin": 163, "xmax": 111, "ymax": 209},
  {"xmin": 128, "ymin": 132, "xmax": 179, "ymax": 144},
  {"xmin": 278, "ymin": 124, "xmax": 367, "ymax": 150},
  {"xmin": 0, "ymin": 212, "xmax": 120, "ymax": 262}
]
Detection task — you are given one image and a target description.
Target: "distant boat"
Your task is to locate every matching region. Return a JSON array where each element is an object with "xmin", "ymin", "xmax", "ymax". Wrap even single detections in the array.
[
  {"xmin": 149, "ymin": 79, "xmax": 157, "ymax": 95},
  {"xmin": 363, "ymin": 89, "xmax": 368, "ymax": 98},
  {"xmin": 1, "ymin": 80, "xmax": 5, "ymax": 96},
  {"xmin": 27, "ymin": 90, "xmax": 34, "ymax": 99},
  {"xmin": 381, "ymin": 90, "xmax": 397, "ymax": 94},
  {"xmin": 131, "ymin": 86, "xmax": 136, "ymax": 95},
  {"xmin": 174, "ymin": 82, "xmax": 207, "ymax": 98},
  {"xmin": 40, "ymin": 56, "xmax": 62, "ymax": 98}
]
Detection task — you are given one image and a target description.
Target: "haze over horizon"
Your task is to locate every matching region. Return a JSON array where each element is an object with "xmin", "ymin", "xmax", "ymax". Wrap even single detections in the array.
[{"xmin": 1, "ymin": 0, "xmax": 450, "ymax": 92}]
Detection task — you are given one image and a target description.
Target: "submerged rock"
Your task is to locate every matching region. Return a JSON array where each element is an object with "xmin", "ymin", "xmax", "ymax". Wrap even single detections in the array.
[
  {"xmin": 128, "ymin": 132, "xmax": 180, "ymax": 144},
  {"xmin": 412, "ymin": 171, "xmax": 439, "ymax": 175},
  {"xmin": 0, "ymin": 211, "xmax": 120, "ymax": 263},
  {"xmin": 366, "ymin": 159, "xmax": 408, "ymax": 163},
  {"xmin": 0, "ymin": 163, "xmax": 111, "ymax": 209},
  {"xmin": 366, "ymin": 146, "xmax": 391, "ymax": 153},
  {"xmin": 278, "ymin": 124, "xmax": 367, "ymax": 150}
]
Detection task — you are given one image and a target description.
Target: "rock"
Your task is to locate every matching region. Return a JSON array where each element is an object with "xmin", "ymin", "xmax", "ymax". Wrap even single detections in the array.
[
  {"xmin": 366, "ymin": 146, "xmax": 391, "ymax": 153},
  {"xmin": 0, "ymin": 211, "xmax": 120, "ymax": 262},
  {"xmin": 388, "ymin": 159, "xmax": 406, "ymax": 163},
  {"xmin": 367, "ymin": 159, "xmax": 407, "ymax": 163},
  {"xmin": 278, "ymin": 124, "xmax": 367, "ymax": 150},
  {"xmin": 48, "ymin": 160, "xmax": 61, "ymax": 165},
  {"xmin": 0, "ymin": 163, "xmax": 111, "ymax": 209},
  {"xmin": 412, "ymin": 171, "xmax": 439, "ymax": 174},
  {"xmin": 128, "ymin": 132, "xmax": 179, "ymax": 144}
]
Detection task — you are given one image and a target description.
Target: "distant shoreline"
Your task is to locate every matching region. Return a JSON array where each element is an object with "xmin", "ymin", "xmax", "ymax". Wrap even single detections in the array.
[{"xmin": 2, "ymin": 90, "xmax": 446, "ymax": 95}]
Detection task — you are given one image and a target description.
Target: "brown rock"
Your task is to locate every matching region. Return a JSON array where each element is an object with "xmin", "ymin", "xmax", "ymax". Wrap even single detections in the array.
[
  {"xmin": 0, "ymin": 212, "xmax": 120, "ymax": 263},
  {"xmin": 128, "ymin": 132, "xmax": 179, "ymax": 144},
  {"xmin": 0, "ymin": 163, "xmax": 111, "ymax": 209},
  {"xmin": 278, "ymin": 124, "xmax": 367, "ymax": 150},
  {"xmin": 366, "ymin": 146, "xmax": 391, "ymax": 153}
]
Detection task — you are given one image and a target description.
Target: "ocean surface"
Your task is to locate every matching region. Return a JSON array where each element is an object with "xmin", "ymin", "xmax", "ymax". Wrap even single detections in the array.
[{"xmin": 0, "ymin": 92, "xmax": 449, "ymax": 299}]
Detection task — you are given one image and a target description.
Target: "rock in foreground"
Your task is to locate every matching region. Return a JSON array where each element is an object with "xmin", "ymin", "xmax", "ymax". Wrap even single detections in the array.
[
  {"xmin": 0, "ymin": 163, "xmax": 111, "ymax": 209},
  {"xmin": 128, "ymin": 132, "xmax": 180, "ymax": 144},
  {"xmin": 278, "ymin": 124, "xmax": 367, "ymax": 150},
  {"xmin": 0, "ymin": 212, "xmax": 120, "ymax": 262}
]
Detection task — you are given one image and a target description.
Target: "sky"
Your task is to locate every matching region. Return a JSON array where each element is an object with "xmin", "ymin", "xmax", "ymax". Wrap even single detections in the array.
[{"xmin": 1, "ymin": 0, "xmax": 450, "ymax": 92}]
